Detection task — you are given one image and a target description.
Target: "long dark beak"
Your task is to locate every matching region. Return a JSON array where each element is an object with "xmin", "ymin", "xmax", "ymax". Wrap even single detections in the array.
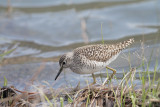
[{"xmin": 55, "ymin": 65, "xmax": 63, "ymax": 80}]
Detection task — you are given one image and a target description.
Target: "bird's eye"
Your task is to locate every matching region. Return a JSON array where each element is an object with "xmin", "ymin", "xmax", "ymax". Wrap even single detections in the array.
[{"xmin": 63, "ymin": 61, "xmax": 66, "ymax": 65}]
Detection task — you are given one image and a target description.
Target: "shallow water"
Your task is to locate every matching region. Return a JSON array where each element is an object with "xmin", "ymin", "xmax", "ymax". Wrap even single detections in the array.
[{"xmin": 0, "ymin": 0, "xmax": 160, "ymax": 90}]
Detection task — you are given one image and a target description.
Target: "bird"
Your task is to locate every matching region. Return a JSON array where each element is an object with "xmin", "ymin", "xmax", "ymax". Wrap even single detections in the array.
[{"xmin": 55, "ymin": 38, "xmax": 134, "ymax": 84}]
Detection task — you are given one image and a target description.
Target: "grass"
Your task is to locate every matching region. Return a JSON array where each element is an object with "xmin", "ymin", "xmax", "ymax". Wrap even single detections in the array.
[
  {"xmin": 0, "ymin": 49, "xmax": 15, "ymax": 88},
  {"xmin": 1, "ymin": 64, "xmax": 159, "ymax": 106},
  {"xmin": 3, "ymin": 76, "xmax": 7, "ymax": 87}
]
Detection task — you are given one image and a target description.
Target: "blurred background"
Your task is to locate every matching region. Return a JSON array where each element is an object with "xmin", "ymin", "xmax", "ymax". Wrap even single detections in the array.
[{"xmin": 0, "ymin": 0, "xmax": 160, "ymax": 89}]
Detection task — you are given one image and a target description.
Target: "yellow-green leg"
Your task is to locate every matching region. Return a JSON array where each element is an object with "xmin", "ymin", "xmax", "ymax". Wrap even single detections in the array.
[
  {"xmin": 106, "ymin": 66, "xmax": 116, "ymax": 84},
  {"xmin": 84, "ymin": 73, "xmax": 96, "ymax": 88},
  {"xmin": 92, "ymin": 73, "xmax": 96, "ymax": 84}
]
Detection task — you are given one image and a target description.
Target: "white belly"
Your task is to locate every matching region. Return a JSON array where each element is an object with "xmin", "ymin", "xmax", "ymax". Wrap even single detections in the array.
[{"xmin": 70, "ymin": 53, "xmax": 120, "ymax": 74}]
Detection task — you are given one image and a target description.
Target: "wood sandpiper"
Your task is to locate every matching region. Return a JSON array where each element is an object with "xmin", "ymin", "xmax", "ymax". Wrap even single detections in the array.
[{"xmin": 55, "ymin": 38, "xmax": 134, "ymax": 84}]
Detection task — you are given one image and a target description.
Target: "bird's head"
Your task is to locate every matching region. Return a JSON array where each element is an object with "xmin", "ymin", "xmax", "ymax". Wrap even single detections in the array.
[{"xmin": 55, "ymin": 52, "xmax": 73, "ymax": 80}]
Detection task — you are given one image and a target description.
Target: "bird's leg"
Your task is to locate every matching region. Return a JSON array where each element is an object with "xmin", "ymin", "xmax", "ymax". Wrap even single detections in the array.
[
  {"xmin": 105, "ymin": 66, "xmax": 116, "ymax": 84},
  {"xmin": 84, "ymin": 73, "xmax": 96, "ymax": 89},
  {"xmin": 92, "ymin": 73, "xmax": 96, "ymax": 84}
]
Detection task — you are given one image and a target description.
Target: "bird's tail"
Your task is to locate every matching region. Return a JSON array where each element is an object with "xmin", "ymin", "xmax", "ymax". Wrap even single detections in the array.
[{"xmin": 117, "ymin": 38, "xmax": 134, "ymax": 49}]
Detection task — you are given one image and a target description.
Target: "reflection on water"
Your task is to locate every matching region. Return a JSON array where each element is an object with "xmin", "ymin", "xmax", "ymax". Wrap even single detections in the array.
[{"xmin": 0, "ymin": 0, "xmax": 160, "ymax": 89}]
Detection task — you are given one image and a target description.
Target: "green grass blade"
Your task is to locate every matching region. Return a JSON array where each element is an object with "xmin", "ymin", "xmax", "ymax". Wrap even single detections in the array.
[
  {"xmin": 101, "ymin": 23, "xmax": 104, "ymax": 44},
  {"xmin": 60, "ymin": 97, "xmax": 64, "ymax": 107},
  {"xmin": 3, "ymin": 76, "xmax": 7, "ymax": 86},
  {"xmin": 44, "ymin": 94, "xmax": 53, "ymax": 107},
  {"xmin": 0, "ymin": 48, "xmax": 16, "ymax": 57}
]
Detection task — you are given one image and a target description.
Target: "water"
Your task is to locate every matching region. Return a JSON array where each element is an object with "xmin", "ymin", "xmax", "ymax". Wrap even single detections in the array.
[{"xmin": 0, "ymin": 0, "xmax": 160, "ymax": 89}]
